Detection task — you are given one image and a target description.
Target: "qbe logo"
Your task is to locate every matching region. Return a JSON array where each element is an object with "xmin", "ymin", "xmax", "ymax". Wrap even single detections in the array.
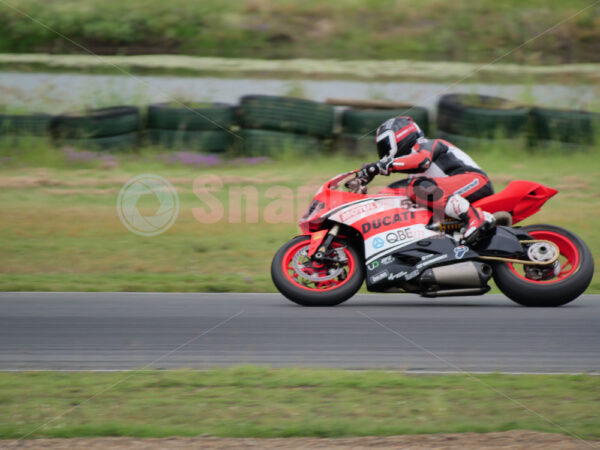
[
  {"xmin": 117, "ymin": 174, "xmax": 179, "ymax": 237},
  {"xmin": 372, "ymin": 237, "xmax": 385, "ymax": 249}
]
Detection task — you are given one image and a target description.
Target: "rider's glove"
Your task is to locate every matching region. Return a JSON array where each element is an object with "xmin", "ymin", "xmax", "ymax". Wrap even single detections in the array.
[{"xmin": 357, "ymin": 159, "xmax": 391, "ymax": 183}]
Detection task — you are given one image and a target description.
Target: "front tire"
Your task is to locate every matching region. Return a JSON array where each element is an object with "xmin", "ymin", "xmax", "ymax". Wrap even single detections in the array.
[
  {"xmin": 271, "ymin": 235, "xmax": 364, "ymax": 306},
  {"xmin": 493, "ymin": 224, "xmax": 594, "ymax": 307}
]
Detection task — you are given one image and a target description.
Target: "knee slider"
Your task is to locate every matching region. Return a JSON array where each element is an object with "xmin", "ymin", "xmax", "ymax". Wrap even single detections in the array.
[{"xmin": 410, "ymin": 177, "xmax": 443, "ymax": 203}]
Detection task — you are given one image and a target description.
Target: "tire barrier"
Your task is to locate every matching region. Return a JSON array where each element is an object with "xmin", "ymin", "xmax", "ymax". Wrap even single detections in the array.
[
  {"xmin": 530, "ymin": 107, "xmax": 600, "ymax": 147},
  {"xmin": 239, "ymin": 129, "xmax": 326, "ymax": 156},
  {"xmin": 147, "ymin": 102, "xmax": 235, "ymax": 132},
  {"xmin": 437, "ymin": 94, "xmax": 530, "ymax": 139},
  {"xmin": 51, "ymin": 106, "xmax": 140, "ymax": 139},
  {"xmin": 237, "ymin": 95, "xmax": 335, "ymax": 138},
  {"xmin": 146, "ymin": 129, "xmax": 231, "ymax": 152},
  {"xmin": 145, "ymin": 102, "xmax": 235, "ymax": 152},
  {"xmin": 61, "ymin": 132, "xmax": 139, "ymax": 151},
  {"xmin": 50, "ymin": 106, "xmax": 141, "ymax": 150},
  {"xmin": 434, "ymin": 130, "xmax": 525, "ymax": 150},
  {"xmin": 0, "ymin": 113, "xmax": 52, "ymax": 136},
  {"xmin": 2, "ymin": 95, "xmax": 597, "ymax": 155}
]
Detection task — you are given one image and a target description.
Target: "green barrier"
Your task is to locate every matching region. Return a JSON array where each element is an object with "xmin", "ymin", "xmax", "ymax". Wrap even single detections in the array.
[
  {"xmin": 237, "ymin": 95, "xmax": 335, "ymax": 138},
  {"xmin": 51, "ymin": 106, "xmax": 140, "ymax": 139},
  {"xmin": 437, "ymin": 94, "xmax": 530, "ymax": 139},
  {"xmin": 146, "ymin": 129, "xmax": 232, "ymax": 152},
  {"xmin": 530, "ymin": 107, "xmax": 600, "ymax": 146},
  {"xmin": 147, "ymin": 103, "xmax": 235, "ymax": 132},
  {"xmin": 58, "ymin": 132, "xmax": 139, "ymax": 151}
]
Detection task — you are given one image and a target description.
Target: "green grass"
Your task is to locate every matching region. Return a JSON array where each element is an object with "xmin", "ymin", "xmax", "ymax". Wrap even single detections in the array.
[
  {"xmin": 0, "ymin": 368, "xmax": 599, "ymax": 439},
  {"xmin": 1, "ymin": 0, "xmax": 599, "ymax": 64},
  {"xmin": 0, "ymin": 141, "xmax": 598, "ymax": 293},
  {"xmin": 0, "ymin": 142, "xmax": 599, "ymax": 293}
]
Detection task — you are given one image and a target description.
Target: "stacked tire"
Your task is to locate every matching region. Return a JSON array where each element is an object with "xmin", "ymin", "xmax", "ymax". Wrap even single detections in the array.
[
  {"xmin": 51, "ymin": 106, "xmax": 140, "ymax": 150},
  {"xmin": 338, "ymin": 106, "xmax": 429, "ymax": 155},
  {"xmin": 236, "ymin": 95, "xmax": 334, "ymax": 156},
  {"xmin": 530, "ymin": 107, "xmax": 600, "ymax": 150},
  {"xmin": 146, "ymin": 103, "xmax": 235, "ymax": 153},
  {"xmin": 0, "ymin": 112, "xmax": 52, "ymax": 145},
  {"xmin": 436, "ymin": 94, "xmax": 530, "ymax": 148}
]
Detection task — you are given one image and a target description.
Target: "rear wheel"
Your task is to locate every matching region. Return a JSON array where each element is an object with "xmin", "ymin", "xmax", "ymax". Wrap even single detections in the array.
[
  {"xmin": 271, "ymin": 235, "xmax": 364, "ymax": 306},
  {"xmin": 493, "ymin": 224, "xmax": 594, "ymax": 306}
]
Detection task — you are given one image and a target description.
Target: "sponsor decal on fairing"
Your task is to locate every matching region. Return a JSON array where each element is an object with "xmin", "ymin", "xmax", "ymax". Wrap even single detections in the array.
[
  {"xmin": 454, "ymin": 245, "xmax": 469, "ymax": 259},
  {"xmin": 367, "ymin": 261, "xmax": 380, "ymax": 271},
  {"xmin": 339, "ymin": 201, "xmax": 380, "ymax": 222},
  {"xmin": 370, "ymin": 271, "xmax": 389, "ymax": 283},
  {"xmin": 388, "ymin": 271, "xmax": 407, "ymax": 281},
  {"xmin": 416, "ymin": 254, "xmax": 447, "ymax": 269},
  {"xmin": 364, "ymin": 224, "xmax": 440, "ymax": 261},
  {"xmin": 381, "ymin": 255, "xmax": 395, "ymax": 265}
]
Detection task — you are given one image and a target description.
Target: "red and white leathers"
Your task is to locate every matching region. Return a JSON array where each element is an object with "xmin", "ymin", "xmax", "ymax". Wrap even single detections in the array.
[{"xmin": 378, "ymin": 137, "xmax": 495, "ymax": 243}]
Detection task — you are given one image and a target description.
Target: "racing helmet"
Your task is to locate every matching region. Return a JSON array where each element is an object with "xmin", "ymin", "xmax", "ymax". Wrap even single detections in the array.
[{"xmin": 375, "ymin": 116, "xmax": 424, "ymax": 159}]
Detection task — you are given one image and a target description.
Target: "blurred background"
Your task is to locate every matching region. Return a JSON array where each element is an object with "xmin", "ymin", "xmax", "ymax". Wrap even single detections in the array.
[
  {"xmin": 0, "ymin": 0, "xmax": 598, "ymax": 293},
  {"xmin": 1, "ymin": 1, "xmax": 600, "ymax": 445}
]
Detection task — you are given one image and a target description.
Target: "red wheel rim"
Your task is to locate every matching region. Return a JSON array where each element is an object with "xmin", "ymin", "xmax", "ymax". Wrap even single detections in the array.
[
  {"xmin": 282, "ymin": 240, "xmax": 356, "ymax": 292},
  {"xmin": 508, "ymin": 230, "xmax": 580, "ymax": 284}
]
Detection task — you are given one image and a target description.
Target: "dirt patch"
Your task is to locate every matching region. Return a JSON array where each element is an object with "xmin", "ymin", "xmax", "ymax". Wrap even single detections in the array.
[
  {"xmin": 0, "ymin": 174, "xmax": 291, "ymax": 190},
  {"xmin": 1, "ymin": 431, "xmax": 596, "ymax": 449},
  {"xmin": 40, "ymin": 188, "xmax": 119, "ymax": 196}
]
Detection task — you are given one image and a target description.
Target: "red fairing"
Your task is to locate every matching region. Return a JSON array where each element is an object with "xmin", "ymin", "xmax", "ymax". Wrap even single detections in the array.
[
  {"xmin": 299, "ymin": 171, "xmax": 557, "ymax": 235},
  {"xmin": 473, "ymin": 180, "xmax": 558, "ymax": 224}
]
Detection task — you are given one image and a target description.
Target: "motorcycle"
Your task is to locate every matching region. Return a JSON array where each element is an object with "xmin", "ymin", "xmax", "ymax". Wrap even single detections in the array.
[{"xmin": 271, "ymin": 170, "xmax": 594, "ymax": 307}]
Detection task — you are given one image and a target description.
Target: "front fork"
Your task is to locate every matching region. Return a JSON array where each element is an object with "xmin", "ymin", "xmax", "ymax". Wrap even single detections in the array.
[{"xmin": 307, "ymin": 225, "xmax": 340, "ymax": 260}]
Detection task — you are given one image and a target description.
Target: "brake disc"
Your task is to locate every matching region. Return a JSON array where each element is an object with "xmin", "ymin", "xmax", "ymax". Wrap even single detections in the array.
[{"xmin": 292, "ymin": 246, "xmax": 345, "ymax": 282}]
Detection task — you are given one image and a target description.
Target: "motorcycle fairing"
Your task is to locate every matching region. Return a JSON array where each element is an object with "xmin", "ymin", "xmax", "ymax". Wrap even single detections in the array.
[
  {"xmin": 476, "ymin": 226, "xmax": 531, "ymax": 257},
  {"xmin": 365, "ymin": 235, "xmax": 474, "ymax": 291},
  {"xmin": 365, "ymin": 226, "xmax": 528, "ymax": 291},
  {"xmin": 324, "ymin": 195, "xmax": 437, "ymax": 260},
  {"xmin": 473, "ymin": 180, "xmax": 558, "ymax": 224}
]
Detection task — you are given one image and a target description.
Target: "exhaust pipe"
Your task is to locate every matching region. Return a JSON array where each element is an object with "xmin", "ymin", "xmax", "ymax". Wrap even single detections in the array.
[{"xmin": 419, "ymin": 261, "xmax": 492, "ymax": 294}]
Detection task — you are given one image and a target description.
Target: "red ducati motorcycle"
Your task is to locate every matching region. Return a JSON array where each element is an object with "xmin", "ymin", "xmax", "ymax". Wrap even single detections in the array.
[{"xmin": 271, "ymin": 171, "xmax": 594, "ymax": 307}]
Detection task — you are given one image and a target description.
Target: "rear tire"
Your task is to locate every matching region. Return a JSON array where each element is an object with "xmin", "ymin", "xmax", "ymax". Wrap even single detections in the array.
[
  {"xmin": 271, "ymin": 235, "xmax": 364, "ymax": 306},
  {"xmin": 493, "ymin": 224, "xmax": 594, "ymax": 307}
]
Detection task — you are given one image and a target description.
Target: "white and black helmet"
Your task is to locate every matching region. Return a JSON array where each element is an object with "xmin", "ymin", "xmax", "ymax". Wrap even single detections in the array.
[{"xmin": 375, "ymin": 116, "xmax": 424, "ymax": 159}]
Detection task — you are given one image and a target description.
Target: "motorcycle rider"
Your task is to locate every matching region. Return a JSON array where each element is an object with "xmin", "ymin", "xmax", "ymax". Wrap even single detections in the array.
[{"xmin": 356, "ymin": 116, "xmax": 496, "ymax": 245}]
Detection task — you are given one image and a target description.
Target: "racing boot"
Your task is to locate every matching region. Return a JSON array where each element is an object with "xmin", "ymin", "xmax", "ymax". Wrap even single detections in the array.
[{"xmin": 445, "ymin": 194, "xmax": 496, "ymax": 246}]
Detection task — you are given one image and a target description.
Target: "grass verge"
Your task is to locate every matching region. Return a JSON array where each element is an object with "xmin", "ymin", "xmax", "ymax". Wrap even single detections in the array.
[
  {"xmin": 2, "ymin": 54, "xmax": 600, "ymax": 84},
  {"xmin": 1, "ymin": 0, "xmax": 600, "ymax": 64},
  {"xmin": 0, "ymin": 143, "xmax": 598, "ymax": 293},
  {"xmin": 0, "ymin": 368, "xmax": 599, "ymax": 439}
]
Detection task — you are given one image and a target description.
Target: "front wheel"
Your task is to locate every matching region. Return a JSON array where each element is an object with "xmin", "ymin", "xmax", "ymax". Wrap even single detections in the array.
[
  {"xmin": 493, "ymin": 224, "xmax": 594, "ymax": 307},
  {"xmin": 271, "ymin": 235, "xmax": 364, "ymax": 306}
]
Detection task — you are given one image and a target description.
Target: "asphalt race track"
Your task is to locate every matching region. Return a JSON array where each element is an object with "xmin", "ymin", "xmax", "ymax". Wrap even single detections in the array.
[{"xmin": 1, "ymin": 292, "xmax": 599, "ymax": 373}]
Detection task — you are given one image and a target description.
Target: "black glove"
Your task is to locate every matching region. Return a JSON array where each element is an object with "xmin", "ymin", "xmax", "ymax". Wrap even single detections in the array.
[
  {"xmin": 357, "ymin": 160, "xmax": 389, "ymax": 183},
  {"xmin": 357, "ymin": 163, "xmax": 379, "ymax": 183}
]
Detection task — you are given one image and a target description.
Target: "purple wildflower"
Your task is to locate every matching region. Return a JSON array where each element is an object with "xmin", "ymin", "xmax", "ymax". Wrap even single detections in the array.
[
  {"xmin": 231, "ymin": 156, "xmax": 271, "ymax": 165},
  {"xmin": 62, "ymin": 146, "xmax": 100, "ymax": 163},
  {"xmin": 62, "ymin": 147, "xmax": 117, "ymax": 167},
  {"xmin": 168, "ymin": 151, "xmax": 223, "ymax": 166}
]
